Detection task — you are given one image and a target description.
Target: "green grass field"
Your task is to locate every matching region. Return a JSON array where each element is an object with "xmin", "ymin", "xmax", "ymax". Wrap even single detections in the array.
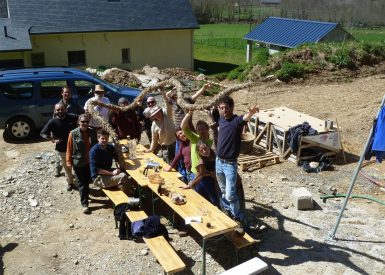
[{"xmin": 349, "ymin": 28, "xmax": 385, "ymax": 43}]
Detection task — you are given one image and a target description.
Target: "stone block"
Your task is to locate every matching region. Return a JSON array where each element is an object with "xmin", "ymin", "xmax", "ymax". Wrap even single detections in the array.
[{"xmin": 292, "ymin": 187, "xmax": 313, "ymax": 210}]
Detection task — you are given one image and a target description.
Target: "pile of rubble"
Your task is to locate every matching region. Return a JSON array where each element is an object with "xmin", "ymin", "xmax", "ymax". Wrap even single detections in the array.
[{"xmin": 91, "ymin": 66, "xmax": 202, "ymax": 89}]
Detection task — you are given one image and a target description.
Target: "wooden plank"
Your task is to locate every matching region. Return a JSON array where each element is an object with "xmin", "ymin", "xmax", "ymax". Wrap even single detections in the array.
[
  {"xmin": 255, "ymin": 123, "xmax": 268, "ymax": 145},
  {"xmin": 226, "ymin": 231, "xmax": 256, "ymax": 249},
  {"xmin": 119, "ymin": 141, "xmax": 181, "ymax": 188},
  {"xmin": 120, "ymin": 140, "xmax": 238, "ymax": 239},
  {"xmin": 301, "ymin": 132, "xmax": 342, "ymax": 152},
  {"xmin": 147, "ymin": 181, "xmax": 238, "ymax": 239},
  {"xmin": 101, "ymin": 188, "xmax": 128, "ymax": 205},
  {"xmin": 126, "ymin": 210, "xmax": 186, "ymax": 274},
  {"xmin": 270, "ymin": 125, "xmax": 282, "ymax": 154},
  {"xmin": 126, "ymin": 210, "xmax": 147, "ymax": 222},
  {"xmin": 219, "ymin": 257, "xmax": 268, "ymax": 275},
  {"xmin": 255, "ymin": 107, "xmax": 326, "ymax": 132},
  {"xmin": 144, "ymin": 236, "xmax": 186, "ymax": 274}
]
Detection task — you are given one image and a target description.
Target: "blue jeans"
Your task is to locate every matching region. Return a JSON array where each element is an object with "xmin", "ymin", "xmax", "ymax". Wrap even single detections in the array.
[
  {"xmin": 194, "ymin": 176, "xmax": 220, "ymax": 208},
  {"xmin": 216, "ymin": 157, "xmax": 243, "ymax": 221}
]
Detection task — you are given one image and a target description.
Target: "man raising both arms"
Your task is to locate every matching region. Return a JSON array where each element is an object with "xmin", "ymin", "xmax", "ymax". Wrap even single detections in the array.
[{"xmin": 216, "ymin": 96, "xmax": 258, "ymax": 236}]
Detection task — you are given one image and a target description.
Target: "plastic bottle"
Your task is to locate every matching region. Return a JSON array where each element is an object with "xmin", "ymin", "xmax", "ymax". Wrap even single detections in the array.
[{"xmin": 129, "ymin": 139, "xmax": 137, "ymax": 159}]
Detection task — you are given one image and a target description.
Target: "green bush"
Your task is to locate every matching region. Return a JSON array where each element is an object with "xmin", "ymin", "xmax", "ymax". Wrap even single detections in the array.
[
  {"xmin": 254, "ymin": 48, "xmax": 269, "ymax": 65},
  {"xmin": 276, "ymin": 62, "xmax": 307, "ymax": 82},
  {"xmin": 329, "ymin": 47, "xmax": 356, "ymax": 68},
  {"xmin": 226, "ymin": 48, "xmax": 269, "ymax": 81}
]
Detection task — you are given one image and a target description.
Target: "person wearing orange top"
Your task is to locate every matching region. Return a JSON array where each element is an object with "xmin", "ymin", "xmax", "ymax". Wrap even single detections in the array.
[{"xmin": 66, "ymin": 114, "xmax": 97, "ymax": 214}]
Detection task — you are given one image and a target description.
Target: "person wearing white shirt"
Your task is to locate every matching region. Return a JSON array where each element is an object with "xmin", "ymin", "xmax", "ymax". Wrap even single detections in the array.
[{"xmin": 84, "ymin": 84, "xmax": 111, "ymax": 130}]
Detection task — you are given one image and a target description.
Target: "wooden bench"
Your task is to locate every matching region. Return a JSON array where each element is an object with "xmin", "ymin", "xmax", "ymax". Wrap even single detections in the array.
[
  {"xmin": 126, "ymin": 210, "xmax": 186, "ymax": 274},
  {"xmin": 219, "ymin": 257, "xmax": 268, "ymax": 275},
  {"xmin": 102, "ymin": 188, "xmax": 186, "ymax": 274},
  {"xmin": 226, "ymin": 231, "xmax": 257, "ymax": 264}
]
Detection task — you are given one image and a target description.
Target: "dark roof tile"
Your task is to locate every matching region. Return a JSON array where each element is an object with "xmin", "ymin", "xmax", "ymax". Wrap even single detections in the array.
[{"xmin": 1, "ymin": 0, "xmax": 198, "ymax": 51}]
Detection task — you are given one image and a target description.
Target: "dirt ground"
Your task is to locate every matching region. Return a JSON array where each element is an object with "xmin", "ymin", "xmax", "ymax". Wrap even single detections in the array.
[{"xmin": 1, "ymin": 74, "xmax": 385, "ymax": 274}]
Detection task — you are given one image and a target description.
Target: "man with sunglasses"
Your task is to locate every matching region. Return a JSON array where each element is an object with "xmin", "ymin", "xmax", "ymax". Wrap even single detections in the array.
[{"xmin": 66, "ymin": 114, "xmax": 97, "ymax": 214}]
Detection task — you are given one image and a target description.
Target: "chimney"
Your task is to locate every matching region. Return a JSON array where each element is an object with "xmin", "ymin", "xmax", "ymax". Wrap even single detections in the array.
[{"xmin": 4, "ymin": 25, "xmax": 8, "ymax": 37}]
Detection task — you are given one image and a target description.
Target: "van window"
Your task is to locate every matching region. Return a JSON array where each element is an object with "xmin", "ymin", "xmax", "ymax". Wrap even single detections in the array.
[
  {"xmin": 40, "ymin": 80, "xmax": 67, "ymax": 99},
  {"xmin": 75, "ymin": 80, "xmax": 94, "ymax": 98},
  {"xmin": 0, "ymin": 82, "xmax": 34, "ymax": 99}
]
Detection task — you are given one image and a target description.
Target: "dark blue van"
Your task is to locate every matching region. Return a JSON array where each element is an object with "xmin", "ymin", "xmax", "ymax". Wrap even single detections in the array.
[{"xmin": 0, "ymin": 67, "xmax": 141, "ymax": 140}]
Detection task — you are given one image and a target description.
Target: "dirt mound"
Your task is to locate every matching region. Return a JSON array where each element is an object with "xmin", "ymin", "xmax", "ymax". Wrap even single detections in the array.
[
  {"xmin": 161, "ymin": 67, "xmax": 197, "ymax": 80},
  {"xmin": 102, "ymin": 68, "xmax": 141, "ymax": 87},
  {"xmin": 250, "ymin": 42, "xmax": 385, "ymax": 84}
]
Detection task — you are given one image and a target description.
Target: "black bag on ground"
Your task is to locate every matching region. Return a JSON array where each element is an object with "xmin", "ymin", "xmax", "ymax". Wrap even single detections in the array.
[
  {"xmin": 113, "ymin": 199, "xmax": 141, "ymax": 240},
  {"xmin": 114, "ymin": 203, "xmax": 130, "ymax": 240},
  {"xmin": 131, "ymin": 215, "xmax": 169, "ymax": 241}
]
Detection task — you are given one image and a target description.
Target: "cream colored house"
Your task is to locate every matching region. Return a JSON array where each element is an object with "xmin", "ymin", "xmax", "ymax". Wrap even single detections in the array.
[{"xmin": 0, "ymin": 0, "xmax": 198, "ymax": 70}]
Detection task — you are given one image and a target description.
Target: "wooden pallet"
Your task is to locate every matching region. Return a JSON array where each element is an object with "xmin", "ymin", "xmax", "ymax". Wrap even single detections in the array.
[{"xmin": 238, "ymin": 146, "xmax": 280, "ymax": 171}]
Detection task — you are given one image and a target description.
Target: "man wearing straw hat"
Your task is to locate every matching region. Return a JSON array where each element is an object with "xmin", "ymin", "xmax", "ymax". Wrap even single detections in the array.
[
  {"xmin": 84, "ymin": 84, "xmax": 110, "ymax": 131},
  {"xmin": 145, "ymin": 105, "xmax": 176, "ymax": 164}
]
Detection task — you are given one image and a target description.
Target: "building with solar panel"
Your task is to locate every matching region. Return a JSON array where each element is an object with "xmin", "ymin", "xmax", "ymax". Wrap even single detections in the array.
[{"xmin": 244, "ymin": 17, "xmax": 354, "ymax": 61}]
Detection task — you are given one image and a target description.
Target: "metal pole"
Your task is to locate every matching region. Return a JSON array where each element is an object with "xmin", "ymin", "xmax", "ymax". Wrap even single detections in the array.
[{"xmin": 330, "ymin": 94, "xmax": 385, "ymax": 239}]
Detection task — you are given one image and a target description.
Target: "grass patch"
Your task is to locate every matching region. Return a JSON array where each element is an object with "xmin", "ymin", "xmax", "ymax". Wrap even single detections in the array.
[
  {"xmin": 276, "ymin": 62, "xmax": 308, "ymax": 81},
  {"xmin": 349, "ymin": 28, "xmax": 385, "ymax": 43}
]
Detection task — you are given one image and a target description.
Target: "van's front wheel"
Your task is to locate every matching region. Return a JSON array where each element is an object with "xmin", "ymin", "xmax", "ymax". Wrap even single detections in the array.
[{"xmin": 6, "ymin": 117, "xmax": 35, "ymax": 140}]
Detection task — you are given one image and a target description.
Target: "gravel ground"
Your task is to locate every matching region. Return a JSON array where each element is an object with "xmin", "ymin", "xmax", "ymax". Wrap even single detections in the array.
[{"xmin": 1, "ymin": 74, "xmax": 385, "ymax": 275}]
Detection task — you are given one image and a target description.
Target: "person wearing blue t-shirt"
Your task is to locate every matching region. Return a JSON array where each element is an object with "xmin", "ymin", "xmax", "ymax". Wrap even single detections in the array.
[{"xmin": 216, "ymin": 96, "xmax": 258, "ymax": 236}]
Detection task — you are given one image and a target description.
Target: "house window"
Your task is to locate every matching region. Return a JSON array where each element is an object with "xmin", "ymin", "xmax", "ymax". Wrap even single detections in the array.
[
  {"xmin": 122, "ymin": 48, "xmax": 131, "ymax": 63},
  {"xmin": 0, "ymin": 0, "xmax": 9, "ymax": 18},
  {"xmin": 67, "ymin": 50, "xmax": 86, "ymax": 66},
  {"xmin": 31, "ymin": 53, "xmax": 45, "ymax": 67}
]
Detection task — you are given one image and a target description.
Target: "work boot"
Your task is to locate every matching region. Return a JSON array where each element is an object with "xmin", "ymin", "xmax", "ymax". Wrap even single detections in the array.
[
  {"xmin": 82, "ymin": 206, "xmax": 91, "ymax": 214},
  {"xmin": 66, "ymin": 184, "xmax": 75, "ymax": 191},
  {"xmin": 234, "ymin": 218, "xmax": 245, "ymax": 236}
]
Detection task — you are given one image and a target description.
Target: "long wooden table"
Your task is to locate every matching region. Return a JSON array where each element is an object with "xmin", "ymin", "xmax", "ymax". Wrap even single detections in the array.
[{"xmin": 120, "ymin": 141, "xmax": 238, "ymax": 274}]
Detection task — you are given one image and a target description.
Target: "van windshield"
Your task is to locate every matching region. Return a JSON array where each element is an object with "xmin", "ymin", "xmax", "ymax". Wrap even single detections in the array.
[{"xmin": 92, "ymin": 75, "xmax": 119, "ymax": 92}]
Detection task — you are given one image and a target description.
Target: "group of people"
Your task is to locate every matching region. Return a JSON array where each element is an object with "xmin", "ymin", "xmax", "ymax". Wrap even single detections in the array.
[
  {"xmin": 40, "ymin": 85, "xmax": 134, "ymax": 214},
  {"xmin": 41, "ymin": 83, "xmax": 258, "ymax": 235},
  {"xmin": 143, "ymin": 86, "xmax": 258, "ymax": 235}
]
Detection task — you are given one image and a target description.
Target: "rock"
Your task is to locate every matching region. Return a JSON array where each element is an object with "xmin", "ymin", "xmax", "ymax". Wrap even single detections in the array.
[
  {"xmin": 196, "ymin": 73, "xmax": 205, "ymax": 81},
  {"xmin": 281, "ymin": 176, "xmax": 289, "ymax": 181},
  {"xmin": 35, "ymin": 155, "xmax": 43, "ymax": 159},
  {"xmin": 291, "ymin": 187, "xmax": 313, "ymax": 210},
  {"xmin": 283, "ymin": 204, "xmax": 289, "ymax": 209},
  {"xmin": 69, "ymin": 223, "xmax": 74, "ymax": 228},
  {"xmin": 140, "ymin": 249, "xmax": 149, "ymax": 256},
  {"xmin": 28, "ymin": 194, "xmax": 35, "ymax": 199},
  {"xmin": 177, "ymin": 231, "xmax": 188, "ymax": 237},
  {"xmin": 319, "ymin": 184, "xmax": 337, "ymax": 195},
  {"xmin": 2, "ymin": 191, "xmax": 10, "ymax": 197},
  {"xmin": 52, "ymin": 253, "xmax": 58, "ymax": 258},
  {"xmin": 265, "ymin": 74, "xmax": 276, "ymax": 80},
  {"xmin": 28, "ymin": 199, "xmax": 38, "ymax": 207},
  {"xmin": 308, "ymin": 183, "xmax": 315, "ymax": 186},
  {"xmin": 74, "ymin": 259, "xmax": 79, "ymax": 265}
]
